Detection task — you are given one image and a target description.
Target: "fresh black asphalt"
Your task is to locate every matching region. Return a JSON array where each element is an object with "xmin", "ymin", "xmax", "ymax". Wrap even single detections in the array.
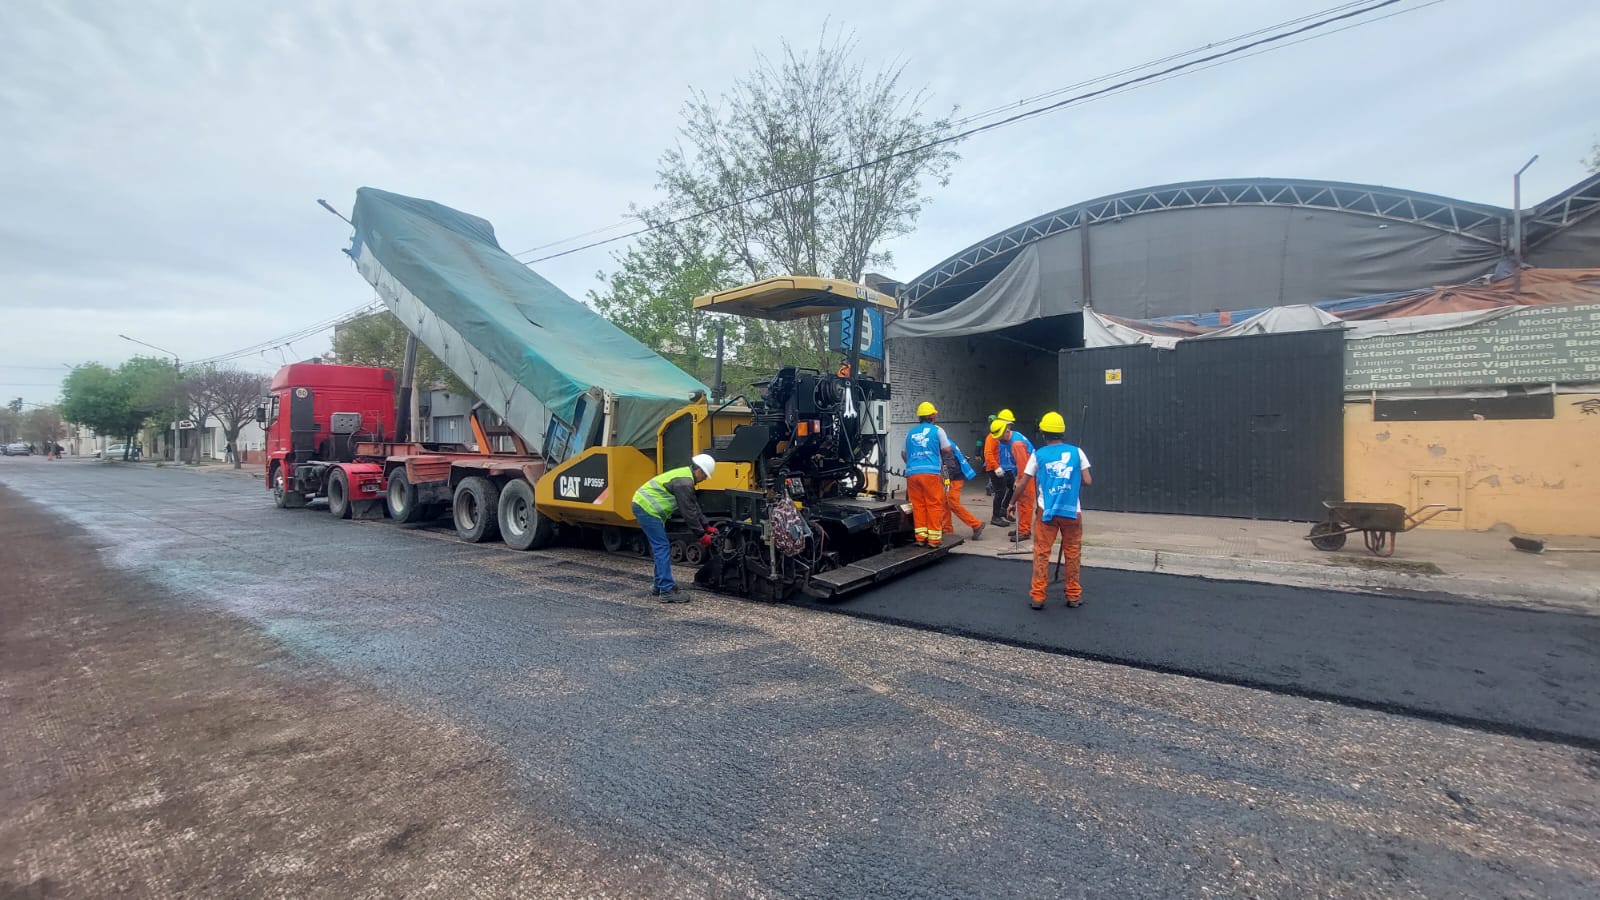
[
  {"xmin": 6, "ymin": 459, "xmax": 1600, "ymax": 896},
  {"xmin": 800, "ymin": 555, "xmax": 1600, "ymax": 747}
]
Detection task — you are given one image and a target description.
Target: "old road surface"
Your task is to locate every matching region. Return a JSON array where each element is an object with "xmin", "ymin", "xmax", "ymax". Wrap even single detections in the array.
[{"xmin": 3, "ymin": 457, "xmax": 1598, "ymax": 898}]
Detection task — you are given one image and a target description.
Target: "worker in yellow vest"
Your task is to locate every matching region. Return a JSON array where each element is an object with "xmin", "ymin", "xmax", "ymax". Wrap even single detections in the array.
[{"xmin": 632, "ymin": 453, "xmax": 717, "ymax": 602}]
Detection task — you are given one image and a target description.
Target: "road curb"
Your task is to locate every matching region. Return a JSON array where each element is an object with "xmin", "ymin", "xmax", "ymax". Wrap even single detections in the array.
[{"xmin": 981, "ymin": 544, "xmax": 1600, "ymax": 612}]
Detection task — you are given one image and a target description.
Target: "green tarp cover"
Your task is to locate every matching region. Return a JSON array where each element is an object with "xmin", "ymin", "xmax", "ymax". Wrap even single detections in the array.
[{"xmin": 349, "ymin": 188, "xmax": 705, "ymax": 449}]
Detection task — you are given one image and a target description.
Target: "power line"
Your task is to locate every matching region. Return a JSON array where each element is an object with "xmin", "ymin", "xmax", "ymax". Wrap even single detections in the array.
[
  {"xmin": 187, "ymin": 301, "xmax": 381, "ymax": 366},
  {"xmin": 509, "ymin": 4, "xmax": 1380, "ymax": 259},
  {"xmin": 514, "ymin": 0, "xmax": 1422, "ymax": 265}
]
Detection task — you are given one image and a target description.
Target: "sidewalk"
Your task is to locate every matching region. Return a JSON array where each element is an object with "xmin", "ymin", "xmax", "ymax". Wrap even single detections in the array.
[{"xmin": 948, "ymin": 484, "xmax": 1600, "ymax": 613}]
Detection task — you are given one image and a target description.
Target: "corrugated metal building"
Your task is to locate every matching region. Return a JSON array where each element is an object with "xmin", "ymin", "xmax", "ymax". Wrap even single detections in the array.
[{"xmin": 884, "ymin": 174, "xmax": 1600, "ymax": 533}]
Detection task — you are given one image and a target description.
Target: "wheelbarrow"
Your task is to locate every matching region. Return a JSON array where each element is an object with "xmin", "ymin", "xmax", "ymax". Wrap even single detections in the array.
[{"xmin": 1305, "ymin": 501, "xmax": 1461, "ymax": 557}]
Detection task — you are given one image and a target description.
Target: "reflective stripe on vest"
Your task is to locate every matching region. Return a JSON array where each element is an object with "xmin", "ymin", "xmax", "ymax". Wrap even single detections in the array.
[
  {"xmin": 904, "ymin": 423, "xmax": 943, "ymax": 476},
  {"xmin": 633, "ymin": 466, "xmax": 694, "ymax": 520}
]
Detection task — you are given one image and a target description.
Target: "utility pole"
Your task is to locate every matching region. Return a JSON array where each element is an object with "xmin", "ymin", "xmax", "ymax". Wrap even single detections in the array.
[
  {"xmin": 712, "ymin": 320, "xmax": 726, "ymax": 402},
  {"xmin": 1512, "ymin": 155, "xmax": 1538, "ymax": 295},
  {"xmin": 119, "ymin": 334, "xmax": 181, "ymax": 462}
]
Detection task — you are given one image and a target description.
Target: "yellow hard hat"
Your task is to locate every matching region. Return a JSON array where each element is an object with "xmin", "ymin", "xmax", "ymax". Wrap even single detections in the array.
[
  {"xmin": 916, "ymin": 401, "xmax": 938, "ymax": 417},
  {"xmin": 989, "ymin": 419, "xmax": 1009, "ymax": 438},
  {"xmin": 1039, "ymin": 411, "xmax": 1066, "ymax": 434},
  {"xmin": 997, "ymin": 409, "xmax": 1016, "ymax": 423}
]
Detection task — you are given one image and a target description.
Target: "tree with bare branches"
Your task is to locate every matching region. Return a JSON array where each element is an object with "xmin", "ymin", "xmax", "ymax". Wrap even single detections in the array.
[
  {"xmin": 188, "ymin": 367, "xmax": 268, "ymax": 468},
  {"xmin": 595, "ymin": 28, "xmax": 959, "ymax": 373}
]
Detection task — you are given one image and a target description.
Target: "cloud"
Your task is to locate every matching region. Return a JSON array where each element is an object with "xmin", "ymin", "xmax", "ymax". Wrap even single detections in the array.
[{"xmin": 2, "ymin": 0, "xmax": 1596, "ymax": 405}]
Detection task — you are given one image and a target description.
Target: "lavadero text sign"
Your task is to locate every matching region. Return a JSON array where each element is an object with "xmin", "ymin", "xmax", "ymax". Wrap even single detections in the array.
[{"xmin": 1345, "ymin": 304, "xmax": 1600, "ymax": 391}]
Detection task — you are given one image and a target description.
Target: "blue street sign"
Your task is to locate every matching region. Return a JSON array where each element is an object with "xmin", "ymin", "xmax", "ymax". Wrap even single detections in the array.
[{"xmin": 831, "ymin": 307, "xmax": 885, "ymax": 361}]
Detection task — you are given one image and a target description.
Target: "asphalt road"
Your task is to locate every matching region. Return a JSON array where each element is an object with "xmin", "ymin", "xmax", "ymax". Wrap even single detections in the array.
[
  {"xmin": 797, "ymin": 557, "xmax": 1600, "ymax": 747},
  {"xmin": 4, "ymin": 456, "xmax": 1600, "ymax": 898}
]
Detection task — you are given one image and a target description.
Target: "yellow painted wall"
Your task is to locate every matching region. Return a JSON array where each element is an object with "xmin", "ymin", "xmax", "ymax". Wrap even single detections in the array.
[{"xmin": 1343, "ymin": 394, "xmax": 1600, "ymax": 537}]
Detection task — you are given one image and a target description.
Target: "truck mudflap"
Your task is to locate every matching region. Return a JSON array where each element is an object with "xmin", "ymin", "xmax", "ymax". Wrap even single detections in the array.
[{"xmin": 805, "ymin": 538, "xmax": 962, "ymax": 601}]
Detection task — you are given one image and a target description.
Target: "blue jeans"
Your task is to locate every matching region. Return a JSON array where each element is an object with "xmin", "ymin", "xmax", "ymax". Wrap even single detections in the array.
[{"xmin": 633, "ymin": 503, "xmax": 675, "ymax": 592}]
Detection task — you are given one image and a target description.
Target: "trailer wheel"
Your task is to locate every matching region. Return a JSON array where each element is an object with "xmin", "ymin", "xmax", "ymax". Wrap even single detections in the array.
[
  {"xmin": 453, "ymin": 476, "xmax": 502, "ymax": 543},
  {"xmin": 328, "ymin": 468, "xmax": 353, "ymax": 520},
  {"xmin": 498, "ymin": 479, "xmax": 552, "ymax": 551},
  {"xmin": 386, "ymin": 469, "xmax": 429, "ymax": 524},
  {"xmin": 600, "ymin": 527, "xmax": 625, "ymax": 554},
  {"xmin": 271, "ymin": 464, "xmax": 306, "ymax": 509}
]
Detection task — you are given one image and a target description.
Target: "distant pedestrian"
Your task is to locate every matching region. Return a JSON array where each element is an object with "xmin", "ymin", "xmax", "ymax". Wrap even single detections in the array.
[
  {"xmin": 902, "ymin": 401, "xmax": 956, "ymax": 548},
  {"xmin": 1011, "ymin": 412, "xmax": 1092, "ymax": 610},
  {"xmin": 631, "ymin": 454, "xmax": 718, "ymax": 603}
]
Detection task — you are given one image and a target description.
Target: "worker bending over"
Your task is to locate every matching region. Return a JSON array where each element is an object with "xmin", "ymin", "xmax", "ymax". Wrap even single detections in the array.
[
  {"xmin": 631, "ymin": 453, "xmax": 718, "ymax": 602},
  {"xmin": 903, "ymin": 401, "xmax": 956, "ymax": 547},
  {"xmin": 943, "ymin": 436, "xmax": 986, "ymax": 541},
  {"xmin": 1012, "ymin": 412, "xmax": 1092, "ymax": 610},
  {"xmin": 996, "ymin": 418, "xmax": 1035, "ymax": 542},
  {"xmin": 985, "ymin": 408, "xmax": 1017, "ymax": 525}
]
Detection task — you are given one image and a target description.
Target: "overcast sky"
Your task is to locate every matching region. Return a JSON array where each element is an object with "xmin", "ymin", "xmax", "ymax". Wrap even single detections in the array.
[{"xmin": 2, "ymin": 0, "xmax": 1596, "ymax": 405}]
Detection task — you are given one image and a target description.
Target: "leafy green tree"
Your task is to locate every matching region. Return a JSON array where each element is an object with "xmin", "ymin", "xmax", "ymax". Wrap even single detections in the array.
[
  {"xmin": 588, "ymin": 216, "xmax": 758, "ymax": 396},
  {"xmin": 331, "ymin": 311, "xmax": 463, "ymax": 393},
  {"xmin": 594, "ymin": 29, "xmax": 959, "ymax": 376},
  {"xmin": 61, "ymin": 358, "xmax": 180, "ymax": 458}
]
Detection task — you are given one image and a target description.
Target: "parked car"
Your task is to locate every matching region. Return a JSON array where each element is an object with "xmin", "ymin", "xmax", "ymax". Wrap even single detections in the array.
[
  {"xmin": 3, "ymin": 442, "xmax": 32, "ymax": 456},
  {"xmin": 98, "ymin": 443, "xmax": 141, "ymax": 460}
]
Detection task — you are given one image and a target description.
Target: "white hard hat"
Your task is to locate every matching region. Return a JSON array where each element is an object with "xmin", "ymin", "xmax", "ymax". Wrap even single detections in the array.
[{"xmin": 692, "ymin": 453, "xmax": 717, "ymax": 478}]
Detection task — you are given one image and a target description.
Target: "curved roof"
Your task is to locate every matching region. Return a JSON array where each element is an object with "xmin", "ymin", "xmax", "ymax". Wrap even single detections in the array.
[{"xmin": 901, "ymin": 178, "xmax": 1513, "ymax": 316}]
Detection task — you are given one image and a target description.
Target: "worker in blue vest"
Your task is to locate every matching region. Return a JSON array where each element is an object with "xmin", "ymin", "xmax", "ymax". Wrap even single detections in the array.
[
  {"xmin": 902, "ymin": 401, "xmax": 955, "ymax": 547},
  {"xmin": 631, "ymin": 453, "xmax": 717, "ymax": 602},
  {"xmin": 1012, "ymin": 412, "xmax": 1092, "ymax": 610}
]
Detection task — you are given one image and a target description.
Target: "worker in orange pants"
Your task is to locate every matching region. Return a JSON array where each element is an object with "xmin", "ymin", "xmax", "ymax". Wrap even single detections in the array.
[
  {"xmin": 903, "ymin": 401, "xmax": 956, "ymax": 547},
  {"xmin": 1013, "ymin": 411, "xmax": 1093, "ymax": 609},
  {"xmin": 995, "ymin": 419, "xmax": 1035, "ymax": 541},
  {"xmin": 943, "ymin": 441, "xmax": 985, "ymax": 540}
]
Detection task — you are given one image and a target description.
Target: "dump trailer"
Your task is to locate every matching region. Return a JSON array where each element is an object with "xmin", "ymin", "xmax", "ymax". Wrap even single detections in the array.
[{"xmin": 263, "ymin": 188, "xmax": 954, "ymax": 599}]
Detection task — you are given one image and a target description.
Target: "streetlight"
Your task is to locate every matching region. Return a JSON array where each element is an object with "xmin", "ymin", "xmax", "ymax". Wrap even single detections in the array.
[
  {"xmin": 1512, "ymin": 155, "xmax": 1538, "ymax": 295},
  {"xmin": 119, "ymin": 334, "xmax": 182, "ymax": 463}
]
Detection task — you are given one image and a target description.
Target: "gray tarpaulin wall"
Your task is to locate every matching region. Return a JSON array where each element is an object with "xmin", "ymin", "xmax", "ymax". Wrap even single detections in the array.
[{"xmin": 893, "ymin": 204, "xmax": 1508, "ymax": 337}]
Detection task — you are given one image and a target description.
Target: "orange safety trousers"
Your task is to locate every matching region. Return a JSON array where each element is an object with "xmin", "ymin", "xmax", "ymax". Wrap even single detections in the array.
[
  {"xmin": 907, "ymin": 473, "xmax": 946, "ymax": 546},
  {"xmin": 943, "ymin": 479, "xmax": 983, "ymax": 534},
  {"xmin": 1030, "ymin": 511, "xmax": 1083, "ymax": 602},
  {"xmin": 1012, "ymin": 479, "xmax": 1036, "ymax": 537}
]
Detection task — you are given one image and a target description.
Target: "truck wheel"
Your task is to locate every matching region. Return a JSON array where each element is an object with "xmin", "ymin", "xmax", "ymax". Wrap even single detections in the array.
[
  {"xmin": 453, "ymin": 476, "xmax": 502, "ymax": 543},
  {"xmin": 271, "ymin": 465, "xmax": 307, "ymax": 509},
  {"xmin": 328, "ymin": 468, "xmax": 353, "ymax": 519},
  {"xmin": 498, "ymin": 479, "xmax": 553, "ymax": 551},
  {"xmin": 600, "ymin": 527, "xmax": 625, "ymax": 553},
  {"xmin": 387, "ymin": 469, "xmax": 427, "ymax": 524}
]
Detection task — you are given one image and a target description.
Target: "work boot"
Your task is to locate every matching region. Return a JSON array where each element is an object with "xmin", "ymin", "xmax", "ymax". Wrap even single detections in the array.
[
  {"xmin": 1029, "ymin": 600, "xmax": 1045, "ymax": 611},
  {"xmin": 990, "ymin": 516, "xmax": 1009, "ymax": 527},
  {"xmin": 657, "ymin": 587, "xmax": 689, "ymax": 604},
  {"xmin": 1008, "ymin": 530, "xmax": 1031, "ymax": 541},
  {"xmin": 971, "ymin": 523, "xmax": 985, "ymax": 541},
  {"xmin": 1066, "ymin": 597, "xmax": 1082, "ymax": 608}
]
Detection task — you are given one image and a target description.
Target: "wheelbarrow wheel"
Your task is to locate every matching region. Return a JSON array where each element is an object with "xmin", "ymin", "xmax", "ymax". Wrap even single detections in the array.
[{"xmin": 1308, "ymin": 521, "xmax": 1347, "ymax": 552}]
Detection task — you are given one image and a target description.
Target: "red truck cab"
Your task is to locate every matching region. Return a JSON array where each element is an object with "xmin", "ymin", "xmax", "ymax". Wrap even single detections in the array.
[{"xmin": 262, "ymin": 363, "xmax": 396, "ymax": 510}]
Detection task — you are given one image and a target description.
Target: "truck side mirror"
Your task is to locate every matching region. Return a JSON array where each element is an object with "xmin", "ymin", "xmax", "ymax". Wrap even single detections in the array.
[{"xmin": 255, "ymin": 405, "xmax": 267, "ymax": 424}]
